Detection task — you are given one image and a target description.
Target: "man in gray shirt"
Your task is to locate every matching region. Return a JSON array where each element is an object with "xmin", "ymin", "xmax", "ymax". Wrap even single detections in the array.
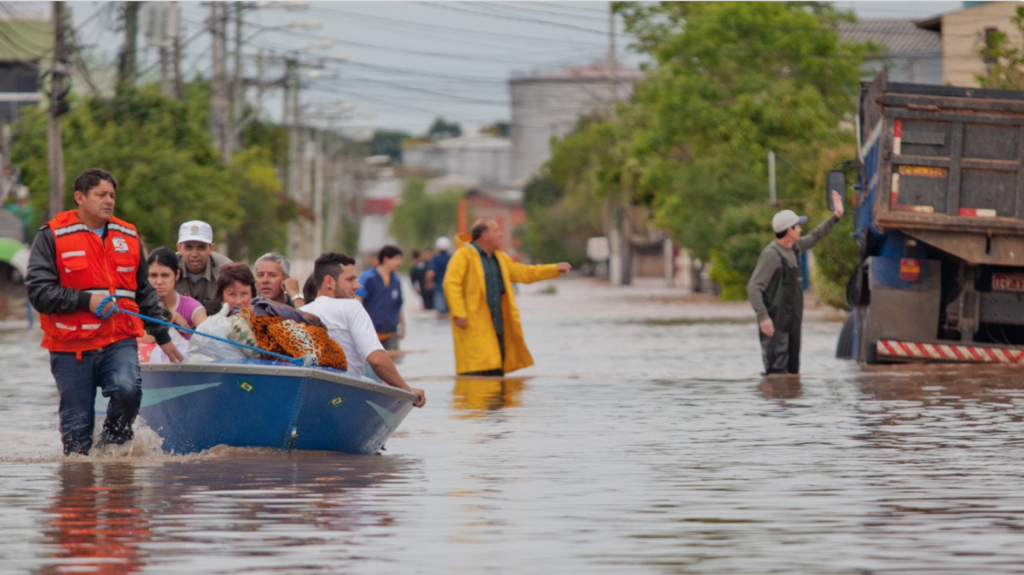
[
  {"xmin": 175, "ymin": 220, "xmax": 233, "ymax": 315},
  {"xmin": 747, "ymin": 191, "xmax": 844, "ymax": 375}
]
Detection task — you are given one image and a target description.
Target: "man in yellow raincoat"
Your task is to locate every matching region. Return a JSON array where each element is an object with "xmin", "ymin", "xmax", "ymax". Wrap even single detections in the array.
[{"xmin": 443, "ymin": 219, "xmax": 571, "ymax": 376}]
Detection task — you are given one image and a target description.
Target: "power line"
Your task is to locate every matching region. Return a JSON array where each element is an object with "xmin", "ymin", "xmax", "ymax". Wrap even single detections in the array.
[{"xmin": 420, "ymin": 1, "xmax": 631, "ymax": 38}]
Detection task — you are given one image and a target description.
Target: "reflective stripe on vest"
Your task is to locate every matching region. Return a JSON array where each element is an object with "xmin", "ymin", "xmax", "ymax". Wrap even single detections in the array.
[{"xmin": 84, "ymin": 288, "xmax": 137, "ymax": 301}]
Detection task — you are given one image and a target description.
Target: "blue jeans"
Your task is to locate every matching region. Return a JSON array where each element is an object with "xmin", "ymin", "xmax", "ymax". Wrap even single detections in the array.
[
  {"xmin": 434, "ymin": 289, "xmax": 449, "ymax": 314},
  {"xmin": 49, "ymin": 338, "xmax": 143, "ymax": 455}
]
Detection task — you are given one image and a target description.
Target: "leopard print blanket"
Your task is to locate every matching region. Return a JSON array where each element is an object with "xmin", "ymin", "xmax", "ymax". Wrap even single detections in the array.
[{"xmin": 234, "ymin": 307, "xmax": 347, "ymax": 370}]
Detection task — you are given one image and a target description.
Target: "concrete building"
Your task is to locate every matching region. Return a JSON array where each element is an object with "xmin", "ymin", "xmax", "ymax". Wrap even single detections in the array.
[
  {"xmin": 917, "ymin": 1, "xmax": 1021, "ymax": 87},
  {"xmin": 402, "ymin": 135, "xmax": 511, "ymax": 186},
  {"xmin": 509, "ymin": 63, "xmax": 643, "ymax": 185},
  {"xmin": 839, "ymin": 19, "xmax": 943, "ymax": 84}
]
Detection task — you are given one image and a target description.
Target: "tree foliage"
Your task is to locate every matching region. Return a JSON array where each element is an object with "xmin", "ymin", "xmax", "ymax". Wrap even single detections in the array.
[
  {"xmin": 540, "ymin": 1, "xmax": 871, "ymax": 301},
  {"xmin": 389, "ymin": 178, "xmax": 461, "ymax": 250},
  {"xmin": 427, "ymin": 116, "xmax": 462, "ymax": 140},
  {"xmin": 977, "ymin": 6, "xmax": 1024, "ymax": 89},
  {"xmin": 370, "ymin": 129, "xmax": 411, "ymax": 162},
  {"xmin": 12, "ymin": 83, "xmax": 287, "ymax": 257}
]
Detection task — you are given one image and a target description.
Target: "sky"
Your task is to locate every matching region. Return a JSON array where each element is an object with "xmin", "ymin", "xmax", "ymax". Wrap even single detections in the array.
[{"xmin": 14, "ymin": 1, "xmax": 970, "ymax": 138}]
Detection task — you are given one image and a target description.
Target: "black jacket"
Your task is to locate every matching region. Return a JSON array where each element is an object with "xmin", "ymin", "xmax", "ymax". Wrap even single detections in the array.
[{"xmin": 25, "ymin": 225, "xmax": 172, "ymax": 346}]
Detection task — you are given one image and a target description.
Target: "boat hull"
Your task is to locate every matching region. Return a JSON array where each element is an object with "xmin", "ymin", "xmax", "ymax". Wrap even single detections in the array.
[{"xmin": 126, "ymin": 361, "xmax": 415, "ymax": 455}]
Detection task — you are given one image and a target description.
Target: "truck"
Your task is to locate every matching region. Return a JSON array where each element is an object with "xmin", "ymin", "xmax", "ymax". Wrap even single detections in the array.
[{"xmin": 836, "ymin": 71, "xmax": 1024, "ymax": 364}]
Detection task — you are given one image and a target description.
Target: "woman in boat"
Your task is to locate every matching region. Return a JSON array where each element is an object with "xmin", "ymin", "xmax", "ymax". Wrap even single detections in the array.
[
  {"xmin": 215, "ymin": 263, "xmax": 256, "ymax": 310},
  {"xmin": 147, "ymin": 247, "xmax": 207, "ymax": 339}
]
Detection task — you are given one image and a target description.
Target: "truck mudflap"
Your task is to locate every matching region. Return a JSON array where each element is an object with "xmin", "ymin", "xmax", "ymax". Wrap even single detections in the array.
[{"xmin": 877, "ymin": 340, "xmax": 1024, "ymax": 363}]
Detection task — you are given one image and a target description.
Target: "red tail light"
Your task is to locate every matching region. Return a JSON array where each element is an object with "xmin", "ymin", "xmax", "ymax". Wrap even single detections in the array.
[{"xmin": 900, "ymin": 258, "xmax": 920, "ymax": 282}]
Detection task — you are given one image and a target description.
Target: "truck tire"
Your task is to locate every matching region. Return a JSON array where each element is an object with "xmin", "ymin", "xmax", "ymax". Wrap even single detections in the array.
[{"xmin": 836, "ymin": 312, "xmax": 855, "ymax": 359}]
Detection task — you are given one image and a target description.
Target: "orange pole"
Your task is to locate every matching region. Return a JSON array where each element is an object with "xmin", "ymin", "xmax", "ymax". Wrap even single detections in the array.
[{"xmin": 457, "ymin": 197, "xmax": 467, "ymax": 235}]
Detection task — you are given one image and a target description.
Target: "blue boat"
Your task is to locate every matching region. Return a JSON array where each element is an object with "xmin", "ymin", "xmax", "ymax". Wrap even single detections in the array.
[{"xmin": 99, "ymin": 360, "xmax": 418, "ymax": 455}]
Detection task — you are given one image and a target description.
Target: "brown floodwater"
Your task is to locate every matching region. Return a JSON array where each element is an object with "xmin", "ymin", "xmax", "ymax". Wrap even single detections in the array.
[{"xmin": 2, "ymin": 278, "xmax": 1024, "ymax": 574}]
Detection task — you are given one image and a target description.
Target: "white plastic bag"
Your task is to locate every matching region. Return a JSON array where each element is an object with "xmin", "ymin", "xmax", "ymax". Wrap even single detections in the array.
[{"xmin": 185, "ymin": 304, "xmax": 247, "ymax": 363}]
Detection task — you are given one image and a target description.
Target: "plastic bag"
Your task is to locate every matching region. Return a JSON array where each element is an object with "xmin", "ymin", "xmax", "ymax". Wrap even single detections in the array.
[{"xmin": 185, "ymin": 303, "xmax": 247, "ymax": 363}]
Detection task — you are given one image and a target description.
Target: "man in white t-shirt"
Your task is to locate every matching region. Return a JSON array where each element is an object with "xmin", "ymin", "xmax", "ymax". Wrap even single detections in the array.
[{"xmin": 301, "ymin": 252, "xmax": 426, "ymax": 408}]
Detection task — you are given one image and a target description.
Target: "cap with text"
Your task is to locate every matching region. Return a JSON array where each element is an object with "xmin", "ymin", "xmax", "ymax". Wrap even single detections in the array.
[
  {"xmin": 178, "ymin": 220, "xmax": 214, "ymax": 244},
  {"xmin": 771, "ymin": 210, "xmax": 808, "ymax": 233}
]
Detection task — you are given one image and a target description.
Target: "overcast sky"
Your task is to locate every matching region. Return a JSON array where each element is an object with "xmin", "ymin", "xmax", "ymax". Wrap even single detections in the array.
[{"xmin": 21, "ymin": 1, "xmax": 969, "ymax": 138}]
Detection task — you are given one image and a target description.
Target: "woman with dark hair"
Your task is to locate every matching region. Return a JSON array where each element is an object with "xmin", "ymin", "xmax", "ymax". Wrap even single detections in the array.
[
  {"xmin": 147, "ymin": 247, "xmax": 207, "ymax": 338},
  {"xmin": 215, "ymin": 263, "xmax": 256, "ymax": 310}
]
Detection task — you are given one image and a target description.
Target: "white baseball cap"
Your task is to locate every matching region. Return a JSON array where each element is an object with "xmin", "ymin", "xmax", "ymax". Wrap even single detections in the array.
[
  {"xmin": 178, "ymin": 220, "xmax": 214, "ymax": 244},
  {"xmin": 772, "ymin": 210, "xmax": 808, "ymax": 233},
  {"xmin": 434, "ymin": 236, "xmax": 452, "ymax": 251}
]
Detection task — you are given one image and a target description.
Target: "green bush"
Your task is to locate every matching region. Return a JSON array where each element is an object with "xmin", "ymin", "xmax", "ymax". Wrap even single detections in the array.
[{"xmin": 810, "ymin": 213, "xmax": 858, "ymax": 310}]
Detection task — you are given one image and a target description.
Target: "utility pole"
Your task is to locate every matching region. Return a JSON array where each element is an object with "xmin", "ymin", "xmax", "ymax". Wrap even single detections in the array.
[
  {"xmin": 608, "ymin": 4, "xmax": 632, "ymax": 285},
  {"xmin": 47, "ymin": 1, "xmax": 68, "ymax": 221},
  {"xmin": 159, "ymin": 45, "xmax": 171, "ymax": 96},
  {"xmin": 768, "ymin": 151, "xmax": 777, "ymax": 206},
  {"xmin": 119, "ymin": 2, "xmax": 140, "ymax": 86},
  {"xmin": 232, "ymin": 1, "xmax": 243, "ymax": 150},
  {"xmin": 313, "ymin": 128, "xmax": 325, "ymax": 257},
  {"xmin": 210, "ymin": 3, "xmax": 231, "ymax": 164},
  {"xmin": 172, "ymin": 22, "xmax": 184, "ymax": 99}
]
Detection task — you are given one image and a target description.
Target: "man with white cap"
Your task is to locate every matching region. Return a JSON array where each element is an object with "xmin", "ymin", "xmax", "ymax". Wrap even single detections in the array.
[
  {"xmin": 175, "ymin": 220, "xmax": 233, "ymax": 315},
  {"xmin": 747, "ymin": 191, "xmax": 844, "ymax": 375}
]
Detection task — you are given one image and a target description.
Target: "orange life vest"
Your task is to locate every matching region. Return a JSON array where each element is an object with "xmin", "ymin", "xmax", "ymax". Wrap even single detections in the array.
[{"xmin": 39, "ymin": 210, "xmax": 145, "ymax": 352}]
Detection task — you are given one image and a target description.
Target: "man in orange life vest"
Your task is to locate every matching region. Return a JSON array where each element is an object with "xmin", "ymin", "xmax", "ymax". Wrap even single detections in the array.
[{"xmin": 26, "ymin": 169, "xmax": 183, "ymax": 456}]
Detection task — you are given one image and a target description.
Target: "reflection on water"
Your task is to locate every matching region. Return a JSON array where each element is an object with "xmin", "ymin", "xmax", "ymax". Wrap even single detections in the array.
[
  {"xmin": 44, "ymin": 463, "xmax": 148, "ymax": 575},
  {"xmin": 452, "ymin": 377, "xmax": 525, "ymax": 414},
  {"xmin": 4, "ymin": 280, "xmax": 1024, "ymax": 573},
  {"xmin": 759, "ymin": 375, "xmax": 802, "ymax": 400}
]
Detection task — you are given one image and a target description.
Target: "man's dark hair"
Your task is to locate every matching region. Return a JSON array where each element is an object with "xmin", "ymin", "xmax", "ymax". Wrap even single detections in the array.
[
  {"xmin": 471, "ymin": 219, "xmax": 491, "ymax": 241},
  {"xmin": 74, "ymin": 169, "xmax": 117, "ymax": 199},
  {"xmin": 378, "ymin": 245, "xmax": 402, "ymax": 263},
  {"xmin": 411, "ymin": 249, "xmax": 420, "ymax": 259},
  {"xmin": 215, "ymin": 263, "xmax": 256, "ymax": 301},
  {"xmin": 775, "ymin": 228, "xmax": 789, "ymax": 239},
  {"xmin": 314, "ymin": 252, "xmax": 356, "ymax": 288},
  {"xmin": 302, "ymin": 273, "xmax": 318, "ymax": 304}
]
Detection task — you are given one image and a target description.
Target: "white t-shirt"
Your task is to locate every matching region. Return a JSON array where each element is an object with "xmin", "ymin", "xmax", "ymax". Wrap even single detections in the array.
[{"xmin": 300, "ymin": 297, "xmax": 385, "ymax": 377}]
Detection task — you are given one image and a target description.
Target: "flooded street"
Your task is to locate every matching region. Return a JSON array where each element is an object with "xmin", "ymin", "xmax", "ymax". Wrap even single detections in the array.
[{"xmin": 3, "ymin": 278, "xmax": 1024, "ymax": 573}]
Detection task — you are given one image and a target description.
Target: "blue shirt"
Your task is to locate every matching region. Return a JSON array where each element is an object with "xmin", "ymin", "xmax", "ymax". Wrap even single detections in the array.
[
  {"xmin": 428, "ymin": 251, "xmax": 451, "ymax": 285},
  {"xmin": 358, "ymin": 268, "xmax": 403, "ymax": 334}
]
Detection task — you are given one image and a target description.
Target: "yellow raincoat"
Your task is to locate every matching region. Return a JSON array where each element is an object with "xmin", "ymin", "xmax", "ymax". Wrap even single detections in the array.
[{"xmin": 442, "ymin": 233, "xmax": 560, "ymax": 374}]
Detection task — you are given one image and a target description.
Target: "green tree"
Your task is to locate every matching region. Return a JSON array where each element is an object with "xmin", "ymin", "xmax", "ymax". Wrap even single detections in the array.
[
  {"xmin": 12, "ymin": 83, "xmax": 286, "ymax": 256},
  {"xmin": 540, "ymin": 2, "xmax": 871, "ymax": 299},
  {"xmin": 977, "ymin": 6, "xmax": 1024, "ymax": 89},
  {"xmin": 521, "ymin": 173, "xmax": 601, "ymax": 265},
  {"xmin": 389, "ymin": 178, "xmax": 461, "ymax": 249},
  {"xmin": 427, "ymin": 116, "xmax": 462, "ymax": 140},
  {"xmin": 371, "ymin": 130, "xmax": 411, "ymax": 162}
]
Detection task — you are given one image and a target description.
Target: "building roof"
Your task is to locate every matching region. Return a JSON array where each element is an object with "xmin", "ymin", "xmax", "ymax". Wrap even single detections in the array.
[
  {"xmin": 838, "ymin": 19, "xmax": 941, "ymax": 55},
  {"xmin": 511, "ymin": 62, "xmax": 644, "ymax": 83}
]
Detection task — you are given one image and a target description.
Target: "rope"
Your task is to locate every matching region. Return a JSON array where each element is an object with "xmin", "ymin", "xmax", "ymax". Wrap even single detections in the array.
[{"xmin": 96, "ymin": 294, "xmax": 308, "ymax": 367}]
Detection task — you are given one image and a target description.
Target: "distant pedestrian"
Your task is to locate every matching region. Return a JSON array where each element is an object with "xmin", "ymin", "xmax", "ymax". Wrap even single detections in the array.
[
  {"xmin": 410, "ymin": 248, "xmax": 435, "ymax": 310},
  {"xmin": 747, "ymin": 191, "xmax": 844, "ymax": 375},
  {"xmin": 356, "ymin": 245, "xmax": 406, "ymax": 351},
  {"xmin": 427, "ymin": 236, "xmax": 452, "ymax": 316},
  {"xmin": 443, "ymin": 219, "xmax": 571, "ymax": 376},
  {"xmin": 25, "ymin": 168, "xmax": 181, "ymax": 456}
]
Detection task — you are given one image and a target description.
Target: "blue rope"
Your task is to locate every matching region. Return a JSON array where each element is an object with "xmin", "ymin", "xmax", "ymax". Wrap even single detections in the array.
[{"xmin": 96, "ymin": 294, "xmax": 307, "ymax": 367}]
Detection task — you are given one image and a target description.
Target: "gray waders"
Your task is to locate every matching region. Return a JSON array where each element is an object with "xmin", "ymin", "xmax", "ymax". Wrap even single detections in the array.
[{"xmin": 759, "ymin": 249, "xmax": 803, "ymax": 375}]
